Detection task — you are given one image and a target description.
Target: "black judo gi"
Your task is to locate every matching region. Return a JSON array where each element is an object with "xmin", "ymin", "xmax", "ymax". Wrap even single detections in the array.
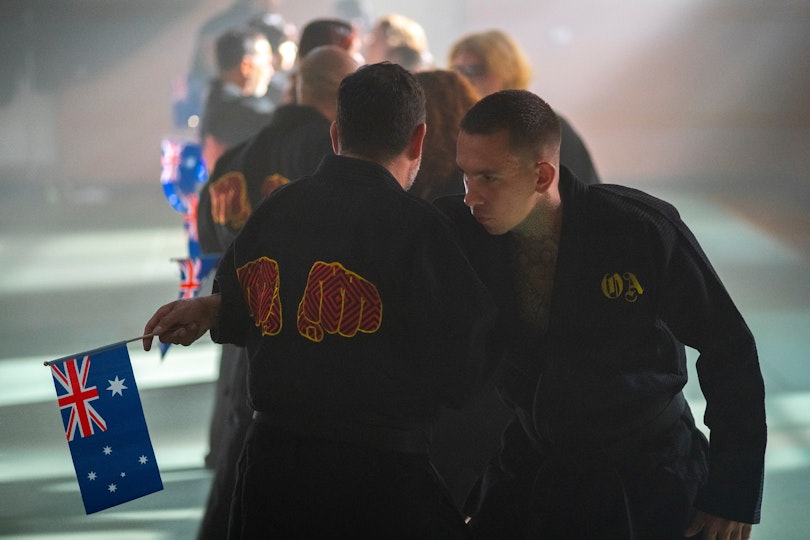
[
  {"xmin": 211, "ymin": 154, "xmax": 498, "ymax": 539},
  {"xmin": 198, "ymin": 103, "xmax": 334, "ymax": 254},
  {"xmin": 435, "ymin": 168, "xmax": 766, "ymax": 539}
]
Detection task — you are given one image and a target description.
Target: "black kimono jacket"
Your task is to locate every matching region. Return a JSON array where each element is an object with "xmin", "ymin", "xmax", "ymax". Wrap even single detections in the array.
[{"xmin": 435, "ymin": 167, "xmax": 766, "ymax": 530}]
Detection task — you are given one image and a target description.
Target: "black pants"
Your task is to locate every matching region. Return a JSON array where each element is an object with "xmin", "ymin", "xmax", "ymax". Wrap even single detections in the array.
[
  {"xmin": 468, "ymin": 414, "xmax": 708, "ymax": 540},
  {"xmin": 228, "ymin": 422, "xmax": 470, "ymax": 540},
  {"xmin": 198, "ymin": 345, "xmax": 251, "ymax": 540}
]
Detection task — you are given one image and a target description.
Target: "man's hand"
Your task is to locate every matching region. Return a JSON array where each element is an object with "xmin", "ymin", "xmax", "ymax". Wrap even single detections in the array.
[
  {"xmin": 684, "ymin": 510, "xmax": 752, "ymax": 540},
  {"xmin": 142, "ymin": 295, "xmax": 221, "ymax": 351}
]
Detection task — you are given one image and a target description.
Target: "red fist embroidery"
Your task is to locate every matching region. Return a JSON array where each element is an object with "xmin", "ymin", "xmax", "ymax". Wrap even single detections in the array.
[
  {"xmin": 237, "ymin": 257, "xmax": 282, "ymax": 336},
  {"xmin": 297, "ymin": 261, "xmax": 382, "ymax": 342},
  {"xmin": 209, "ymin": 172, "xmax": 251, "ymax": 229}
]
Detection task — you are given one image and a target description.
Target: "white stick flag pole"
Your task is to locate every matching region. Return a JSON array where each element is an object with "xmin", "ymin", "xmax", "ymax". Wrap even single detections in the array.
[{"xmin": 44, "ymin": 334, "xmax": 156, "ymax": 366}]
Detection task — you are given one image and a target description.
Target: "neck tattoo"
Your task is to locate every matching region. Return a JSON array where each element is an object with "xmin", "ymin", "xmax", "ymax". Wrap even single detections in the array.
[{"xmin": 512, "ymin": 232, "xmax": 559, "ymax": 334}]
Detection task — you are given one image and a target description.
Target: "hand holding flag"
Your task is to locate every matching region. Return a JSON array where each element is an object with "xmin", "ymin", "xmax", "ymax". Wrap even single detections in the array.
[{"xmin": 143, "ymin": 294, "xmax": 222, "ymax": 351}]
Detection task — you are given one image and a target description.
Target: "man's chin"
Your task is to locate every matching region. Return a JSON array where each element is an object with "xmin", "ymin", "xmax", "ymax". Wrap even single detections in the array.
[{"xmin": 476, "ymin": 219, "xmax": 507, "ymax": 236}]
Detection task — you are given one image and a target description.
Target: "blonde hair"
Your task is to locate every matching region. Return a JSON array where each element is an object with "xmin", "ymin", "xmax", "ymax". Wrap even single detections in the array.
[
  {"xmin": 373, "ymin": 13, "xmax": 429, "ymax": 52},
  {"xmin": 448, "ymin": 29, "xmax": 532, "ymax": 90}
]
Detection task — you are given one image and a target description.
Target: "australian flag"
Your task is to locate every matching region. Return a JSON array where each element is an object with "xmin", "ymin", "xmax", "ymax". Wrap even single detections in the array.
[
  {"xmin": 176, "ymin": 255, "xmax": 220, "ymax": 300},
  {"xmin": 158, "ymin": 254, "xmax": 220, "ymax": 358},
  {"xmin": 49, "ymin": 344, "xmax": 163, "ymax": 514}
]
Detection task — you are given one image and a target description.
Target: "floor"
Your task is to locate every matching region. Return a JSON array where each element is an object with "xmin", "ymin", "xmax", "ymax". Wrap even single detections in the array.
[{"xmin": 0, "ymin": 177, "xmax": 807, "ymax": 539}]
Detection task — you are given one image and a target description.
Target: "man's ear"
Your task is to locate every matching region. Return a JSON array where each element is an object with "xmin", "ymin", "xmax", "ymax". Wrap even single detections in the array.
[
  {"xmin": 535, "ymin": 161, "xmax": 557, "ymax": 194},
  {"xmin": 408, "ymin": 123, "xmax": 427, "ymax": 160},
  {"xmin": 239, "ymin": 55, "xmax": 253, "ymax": 79},
  {"xmin": 329, "ymin": 122, "xmax": 340, "ymax": 154}
]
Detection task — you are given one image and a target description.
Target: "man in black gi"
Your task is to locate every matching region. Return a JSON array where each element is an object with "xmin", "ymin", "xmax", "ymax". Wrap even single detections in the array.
[
  {"xmin": 143, "ymin": 63, "xmax": 497, "ymax": 539},
  {"xmin": 200, "ymin": 27, "xmax": 275, "ymax": 172},
  {"xmin": 194, "ymin": 45, "xmax": 359, "ymax": 540},
  {"xmin": 434, "ymin": 90, "xmax": 766, "ymax": 539}
]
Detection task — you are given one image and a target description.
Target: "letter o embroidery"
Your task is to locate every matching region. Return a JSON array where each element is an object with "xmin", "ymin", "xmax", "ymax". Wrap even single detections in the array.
[{"xmin": 601, "ymin": 273, "xmax": 623, "ymax": 299}]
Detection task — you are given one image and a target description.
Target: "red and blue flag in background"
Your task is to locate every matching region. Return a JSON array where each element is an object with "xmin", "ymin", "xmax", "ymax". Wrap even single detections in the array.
[{"xmin": 157, "ymin": 254, "xmax": 220, "ymax": 358}]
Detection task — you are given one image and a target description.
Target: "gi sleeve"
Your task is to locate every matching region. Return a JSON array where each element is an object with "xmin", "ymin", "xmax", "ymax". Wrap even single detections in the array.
[
  {"xmin": 659, "ymin": 214, "xmax": 766, "ymax": 524},
  {"xmin": 209, "ymin": 240, "xmax": 253, "ymax": 347}
]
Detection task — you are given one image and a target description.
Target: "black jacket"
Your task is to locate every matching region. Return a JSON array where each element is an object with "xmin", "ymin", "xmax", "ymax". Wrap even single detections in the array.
[{"xmin": 435, "ymin": 167, "xmax": 766, "ymax": 525}]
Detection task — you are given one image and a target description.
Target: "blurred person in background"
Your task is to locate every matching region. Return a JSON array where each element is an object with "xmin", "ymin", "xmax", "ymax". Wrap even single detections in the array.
[
  {"xmin": 449, "ymin": 29, "xmax": 601, "ymax": 185},
  {"xmin": 296, "ymin": 18, "xmax": 363, "ymax": 60},
  {"xmin": 248, "ymin": 12, "xmax": 298, "ymax": 106},
  {"xmin": 283, "ymin": 18, "xmax": 365, "ymax": 103},
  {"xmin": 334, "ymin": 0, "xmax": 374, "ymax": 32},
  {"xmin": 405, "ymin": 69, "xmax": 509, "ymax": 511},
  {"xmin": 178, "ymin": 0, "xmax": 282, "ymax": 128},
  {"xmin": 199, "ymin": 27, "xmax": 275, "ymax": 173},
  {"xmin": 408, "ymin": 69, "xmax": 480, "ymax": 201},
  {"xmin": 195, "ymin": 46, "xmax": 359, "ymax": 540},
  {"xmin": 364, "ymin": 13, "xmax": 433, "ymax": 72}
]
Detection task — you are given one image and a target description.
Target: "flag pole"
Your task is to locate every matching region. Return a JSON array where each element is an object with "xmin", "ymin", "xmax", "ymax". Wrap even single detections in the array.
[{"xmin": 44, "ymin": 334, "xmax": 155, "ymax": 367}]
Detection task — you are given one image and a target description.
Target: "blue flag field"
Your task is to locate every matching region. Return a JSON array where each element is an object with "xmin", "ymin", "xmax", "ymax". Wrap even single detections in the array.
[{"xmin": 48, "ymin": 343, "xmax": 163, "ymax": 514}]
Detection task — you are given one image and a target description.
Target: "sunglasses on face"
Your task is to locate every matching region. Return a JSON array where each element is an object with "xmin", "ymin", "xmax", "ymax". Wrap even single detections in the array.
[{"xmin": 453, "ymin": 64, "xmax": 487, "ymax": 79}]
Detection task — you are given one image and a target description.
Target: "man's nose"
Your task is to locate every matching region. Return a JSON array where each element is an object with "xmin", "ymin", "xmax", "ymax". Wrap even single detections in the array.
[{"xmin": 463, "ymin": 185, "xmax": 481, "ymax": 208}]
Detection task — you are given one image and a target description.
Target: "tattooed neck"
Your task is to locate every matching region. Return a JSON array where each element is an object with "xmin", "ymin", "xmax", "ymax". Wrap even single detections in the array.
[{"xmin": 511, "ymin": 214, "xmax": 561, "ymax": 334}]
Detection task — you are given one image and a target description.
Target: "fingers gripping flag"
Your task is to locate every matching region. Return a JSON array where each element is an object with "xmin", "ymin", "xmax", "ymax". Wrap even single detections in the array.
[
  {"xmin": 159, "ymin": 254, "xmax": 220, "ymax": 358},
  {"xmin": 49, "ymin": 344, "xmax": 163, "ymax": 513}
]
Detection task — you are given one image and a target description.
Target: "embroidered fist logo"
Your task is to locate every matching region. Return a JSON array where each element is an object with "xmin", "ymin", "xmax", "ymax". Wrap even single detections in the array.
[
  {"xmin": 237, "ymin": 257, "xmax": 282, "ymax": 335},
  {"xmin": 297, "ymin": 261, "xmax": 383, "ymax": 342},
  {"xmin": 209, "ymin": 172, "xmax": 251, "ymax": 229}
]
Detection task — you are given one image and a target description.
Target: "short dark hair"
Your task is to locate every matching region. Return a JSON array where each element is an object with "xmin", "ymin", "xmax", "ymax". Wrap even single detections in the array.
[
  {"xmin": 215, "ymin": 28, "xmax": 266, "ymax": 72},
  {"xmin": 336, "ymin": 62, "xmax": 426, "ymax": 162},
  {"xmin": 460, "ymin": 89, "xmax": 561, "ymax": 160},
  {"xmin": 298, "ymin": 19, "xmax": 355, "ymax": 59}
]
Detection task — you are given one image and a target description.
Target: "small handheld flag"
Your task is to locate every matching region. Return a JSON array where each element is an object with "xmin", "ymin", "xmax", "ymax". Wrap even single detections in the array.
[
  {"xmin": 47, "ymin": 342, "xmax": 163, "ymax": 514},
  {"xmin": 158, "ymin": 254, "xmax": 219, "ymax": 359}
]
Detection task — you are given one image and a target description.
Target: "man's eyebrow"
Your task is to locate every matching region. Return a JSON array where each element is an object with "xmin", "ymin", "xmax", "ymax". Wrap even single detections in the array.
[{"xmin": 462, "ymin": 166, "xmax": 498, "ymax": 176}]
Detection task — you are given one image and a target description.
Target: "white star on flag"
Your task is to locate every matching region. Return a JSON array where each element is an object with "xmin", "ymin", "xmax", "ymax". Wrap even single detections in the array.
[{"xmin": 106, "ymin": 376, "xmax": 127, "ymax": 396}]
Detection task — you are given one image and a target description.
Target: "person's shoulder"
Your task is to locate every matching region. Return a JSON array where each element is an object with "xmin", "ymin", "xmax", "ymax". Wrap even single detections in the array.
[
  {"xmin": 432, "ymin": 194, "xmax": 469, "ymax": 218},
  {"xmin": 274, "ymin": 106, "xmax": 332, "ymax": 145},
  {"xmin": 272, "ymin": 103, "xmax": 329, "ymax": 123},
  {"xmin": 586, "ymin": 183, "xmax": 686, "ymax": 234}
]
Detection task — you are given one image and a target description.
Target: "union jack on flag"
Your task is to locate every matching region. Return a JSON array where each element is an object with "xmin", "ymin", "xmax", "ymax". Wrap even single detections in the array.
[
  {"xmin": 183, "ymin": 193, "xmax": 200, "ymax": 258},
  {"xmin": 160, "ymin": 138, "xmax": 183, "ymax": 184},
  {"xmin": 159, "ymin": 254, "xmax": 219, "ymax": 359},
  {"xmin": 159, "ymin": 136, "xmax": 207, "ymax": 215},
  {"xmin": 48, "ymin": 344, "xmax": 163, "ymax": 513},
  {"xmin": 176, "ymin": 255, "xmax": 219, "ymax": 300},
  {"xmin": 51, "ymin": 356, "xmax": 108, "ymax": 441}
]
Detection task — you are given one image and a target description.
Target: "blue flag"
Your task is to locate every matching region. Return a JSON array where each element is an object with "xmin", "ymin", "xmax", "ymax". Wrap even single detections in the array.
[{"xmin": 49, "ymin": 344, "xmax": 163, "ymax": 514}]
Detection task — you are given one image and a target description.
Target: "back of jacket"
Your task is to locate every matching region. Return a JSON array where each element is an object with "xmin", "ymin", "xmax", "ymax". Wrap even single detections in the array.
[{"xmin": 213, "ymin": 155, "xmax": 498, "ymax": 431}]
